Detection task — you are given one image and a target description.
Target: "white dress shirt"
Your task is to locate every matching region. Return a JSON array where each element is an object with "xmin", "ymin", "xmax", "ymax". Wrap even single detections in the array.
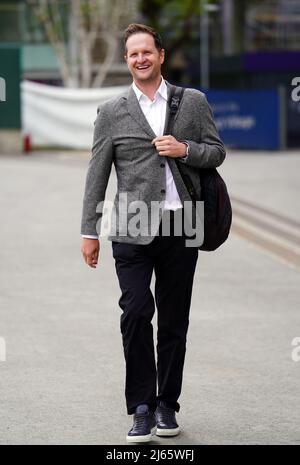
[
  {"xmin": 82, "ymin": 77, "xmax": 182, "ymax": 239},
  {"xmin": 132, "ymin": 78, "xmax": 182, "ymax": 211}
]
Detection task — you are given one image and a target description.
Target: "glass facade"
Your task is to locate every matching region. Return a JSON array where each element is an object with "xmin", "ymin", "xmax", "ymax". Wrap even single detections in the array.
[{"xmin": 245, "ymin": 0, "xmax": 300, "ymax": 52}]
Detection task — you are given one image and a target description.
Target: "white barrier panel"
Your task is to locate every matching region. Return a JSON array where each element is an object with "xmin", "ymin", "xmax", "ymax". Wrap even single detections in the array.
[{"xmin": 21, "ymin": 80, "xmax": 128, "ymax": 149}]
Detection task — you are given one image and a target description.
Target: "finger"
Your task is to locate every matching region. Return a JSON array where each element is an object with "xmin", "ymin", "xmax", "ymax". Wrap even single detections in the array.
[
  {"xmin": 92, "ymin": 251, "xmax": 99, "ymax": 265},
  {"xmin": 95, "ymin": 245, "xmax": 100, "ymax": 260},
  {"xmin": 92, "ymin": 247, "xmax": 100, "ymax": 265},
  {"xmin": 152, "ymin": 136, "xmax": 170, "ymax": 144},
  {"xmin": 158, "ymin": 150, "xmax": 170, "ymax": 156},
  {"xmin": 152, "ymin": 137, "xmax": 165, "ymax": 143},
  {"xmin": 87, "ymin": 256, "xmax": 97, "ymax": 268},
  {"xmin": 155, "ymin": 148, "xmax": 170, "ymax": 154},
  {"xmin": 154, "ymin": 140, "xmax": 171, "ymax": 146},
  {"xmin": 154, "ymin": 143, "xmax": 171, "ymax": 150},
  {"xmin": 83, "ymin": 249, "xmax": 96, "ymax": 267},
  {"xmin": 157, "ymin": 147, "xmax": 170, "ymax": 152}
]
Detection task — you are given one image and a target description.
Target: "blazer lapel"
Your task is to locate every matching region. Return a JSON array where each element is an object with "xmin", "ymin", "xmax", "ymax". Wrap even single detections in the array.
[
  {"xmin": 126, "ymin": 86, "xmax": 156, "ymax": 139},
  {"xmin": 125, "ymin": 81, "xmax": 182, "ymax": 138}
]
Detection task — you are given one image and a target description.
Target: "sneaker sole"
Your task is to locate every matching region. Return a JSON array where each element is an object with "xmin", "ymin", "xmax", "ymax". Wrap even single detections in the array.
[
  {"xmin": 126, "ymin": 426, "xmax": 157, "ymax": 443},
  {"xmin": 156, "ymin": 426, "xmax": 180, "ymax": 437}
]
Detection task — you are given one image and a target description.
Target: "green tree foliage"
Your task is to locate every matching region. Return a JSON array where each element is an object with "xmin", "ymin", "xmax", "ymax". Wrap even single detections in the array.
[{"xmin": 139, "ymin": 0, "xmax": 217, "ymax": 73}]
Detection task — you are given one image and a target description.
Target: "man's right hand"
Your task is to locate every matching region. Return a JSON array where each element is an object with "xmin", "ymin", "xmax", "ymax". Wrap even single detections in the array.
[{"xmin": 81, "ymin": 238, "xmax": 100, "ymax": 268}]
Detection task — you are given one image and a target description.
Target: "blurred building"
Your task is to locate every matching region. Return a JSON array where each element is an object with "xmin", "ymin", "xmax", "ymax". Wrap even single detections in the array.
[
  {"xmin": 167, "ymin": 0, "xmax": 300, "ymax": 148},
  {"xmin": 2, "ymin": 0, "xmax": 299, "ymax": 89},
  {"xmin": 160, "ymin": 0, "xmax": 300, "ymax": 89},
  {"xmin": 210, "ymin": 0, "xmax": 300, "ymax": 90},
  {"xmin": 0, "ymin": 0, "xmax": 137, "ymax": 86},
  {"xmin": 1, "ymin": 0, "xmax": 299, "ymax": 149}
]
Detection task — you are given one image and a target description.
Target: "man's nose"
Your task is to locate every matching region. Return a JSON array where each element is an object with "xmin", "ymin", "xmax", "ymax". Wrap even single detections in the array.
[{"xmin": 136, "ymin": 54, "xmax": 147, "ymax": 62}]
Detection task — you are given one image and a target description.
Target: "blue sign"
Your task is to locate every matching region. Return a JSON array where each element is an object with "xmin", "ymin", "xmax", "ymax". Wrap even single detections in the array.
[{"xmin": 206, "ymin": 89, "xmax": 280, "ymax": 150}]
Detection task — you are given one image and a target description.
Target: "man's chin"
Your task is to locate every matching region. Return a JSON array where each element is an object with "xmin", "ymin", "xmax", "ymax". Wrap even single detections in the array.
[
  {"xmin": 134, "ymin": 72, "xmax": 160, "ymax": 83},
  {"xmin": 135, "ymin": 73, "xmax": 151, "ymax": 81}
]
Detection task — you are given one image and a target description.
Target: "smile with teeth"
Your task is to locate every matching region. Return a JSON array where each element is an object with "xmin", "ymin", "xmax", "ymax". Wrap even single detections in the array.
[{"xmin": 136, "ymin": 65, "xmax": 151, "ymax": 70}]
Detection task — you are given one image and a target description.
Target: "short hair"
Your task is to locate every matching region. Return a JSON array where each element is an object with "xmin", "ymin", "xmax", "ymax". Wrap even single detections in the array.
[{"xmin": 124, "ymin": 23, "xmax": 163, "ymax": 53}]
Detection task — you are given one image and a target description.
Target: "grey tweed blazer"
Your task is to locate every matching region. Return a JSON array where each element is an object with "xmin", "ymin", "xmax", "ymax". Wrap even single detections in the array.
[{"xmin": 81, "ymin": 81, "xmax": 226, "ymax": 244}]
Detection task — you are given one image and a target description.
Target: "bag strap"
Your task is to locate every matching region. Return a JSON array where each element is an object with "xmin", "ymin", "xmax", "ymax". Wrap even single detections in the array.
[
  {"xmin": 165, "ymin": 85, "xmax": 185, "ymax": 135},
  {"xmin": 165, "ymin": 85, "xmax": 197, "ymax": 203}
]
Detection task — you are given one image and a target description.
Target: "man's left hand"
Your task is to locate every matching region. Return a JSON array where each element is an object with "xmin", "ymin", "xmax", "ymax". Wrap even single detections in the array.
[{"xmin": 152, "ymin": 135, "xmax": 187, "ymax": 158}]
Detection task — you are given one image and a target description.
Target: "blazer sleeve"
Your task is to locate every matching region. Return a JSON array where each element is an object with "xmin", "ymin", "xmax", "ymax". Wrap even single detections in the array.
[
  {"xmin": 178, "ymin": 91, "xmax": 226, "ymax": 169},
  {"xmin": 81, "ymin": 103, "xmax": 114, "ymax": 236}
]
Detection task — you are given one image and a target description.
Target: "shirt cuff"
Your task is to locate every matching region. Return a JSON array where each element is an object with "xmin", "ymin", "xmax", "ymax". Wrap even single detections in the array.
[{"xmin": 82, "ymin": 235, "xmax": 99, "ymax": 240}]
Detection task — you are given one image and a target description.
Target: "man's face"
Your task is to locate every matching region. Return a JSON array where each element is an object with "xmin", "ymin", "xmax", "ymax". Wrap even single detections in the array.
[{"xmin": 125, "ymin": 33, "xmax": 165, "ymax": 84}]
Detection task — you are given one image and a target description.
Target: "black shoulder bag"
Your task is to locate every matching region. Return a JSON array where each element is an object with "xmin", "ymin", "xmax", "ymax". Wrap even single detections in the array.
[{"xmin": 166, "ymin": 85, "xmax": 232, "ymax": 251}]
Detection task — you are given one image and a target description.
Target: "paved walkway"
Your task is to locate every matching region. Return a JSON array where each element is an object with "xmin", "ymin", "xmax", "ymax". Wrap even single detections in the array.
[{"xmin": 0, "ymin": 149, "xmax": 299, "ymax": 445}]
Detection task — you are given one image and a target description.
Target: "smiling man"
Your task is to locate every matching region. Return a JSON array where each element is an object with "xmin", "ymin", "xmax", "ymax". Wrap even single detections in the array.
[{"xmin": 81, "ymin": 23, "xmax": 226, "ymax": 443}]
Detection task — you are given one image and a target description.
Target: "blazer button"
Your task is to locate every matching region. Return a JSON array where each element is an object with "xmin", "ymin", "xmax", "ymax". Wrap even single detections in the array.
[
  {"xmin": 161, "ymin": 189, "xmax": 166, "ymax": 194},
  {"xmin": 160, "ymin": 163, "xmax": 165, "ymax": 168}
]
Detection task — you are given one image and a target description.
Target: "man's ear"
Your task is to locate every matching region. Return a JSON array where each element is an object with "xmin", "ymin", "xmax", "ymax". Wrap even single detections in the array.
[{"xmin": 160, "ymin": 48, "xmax": 165, "ymax": 64}]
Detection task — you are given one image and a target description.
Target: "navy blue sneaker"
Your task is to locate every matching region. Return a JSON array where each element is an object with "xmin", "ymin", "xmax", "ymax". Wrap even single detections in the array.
[
  {"xmin": 126, "ymin": 404, "xmax": 157, "ymax": 443},
  {"xmin": 155, "ymin": 401, "xmax": 180, "ymax": 437}
]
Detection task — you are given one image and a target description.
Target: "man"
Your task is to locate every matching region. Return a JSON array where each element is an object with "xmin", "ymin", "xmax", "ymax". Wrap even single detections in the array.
[{"xmin": 81, "ymin": 23, "xmax": 225, "ymax": 443}]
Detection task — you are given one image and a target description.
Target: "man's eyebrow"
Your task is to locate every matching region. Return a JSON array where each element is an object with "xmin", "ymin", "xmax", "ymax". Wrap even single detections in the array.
[{"xmin": 128, "ymin": 48, "xmax": 153, "ymax": 54}]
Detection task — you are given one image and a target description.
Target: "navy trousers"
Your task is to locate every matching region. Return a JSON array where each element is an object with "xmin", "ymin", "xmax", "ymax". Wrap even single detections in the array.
[{"xmin": 111, "ymin": 210, "xmax": 198, "ymax": 415}]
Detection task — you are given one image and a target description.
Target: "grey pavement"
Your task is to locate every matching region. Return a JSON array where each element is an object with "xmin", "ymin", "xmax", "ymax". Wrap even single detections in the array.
[{"xmin": 0, "ymin": 149, "xmax": 300, "ymax": 445}]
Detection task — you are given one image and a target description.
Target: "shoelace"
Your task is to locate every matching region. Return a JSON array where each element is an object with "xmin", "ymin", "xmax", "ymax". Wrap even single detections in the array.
[
  {"xmin": 158, "ymin": 405, "xmax": 175, "ymax": 421},
  {"xmin": 134, "ymin": 413, "xmax": 149, "ymax": 428}
]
